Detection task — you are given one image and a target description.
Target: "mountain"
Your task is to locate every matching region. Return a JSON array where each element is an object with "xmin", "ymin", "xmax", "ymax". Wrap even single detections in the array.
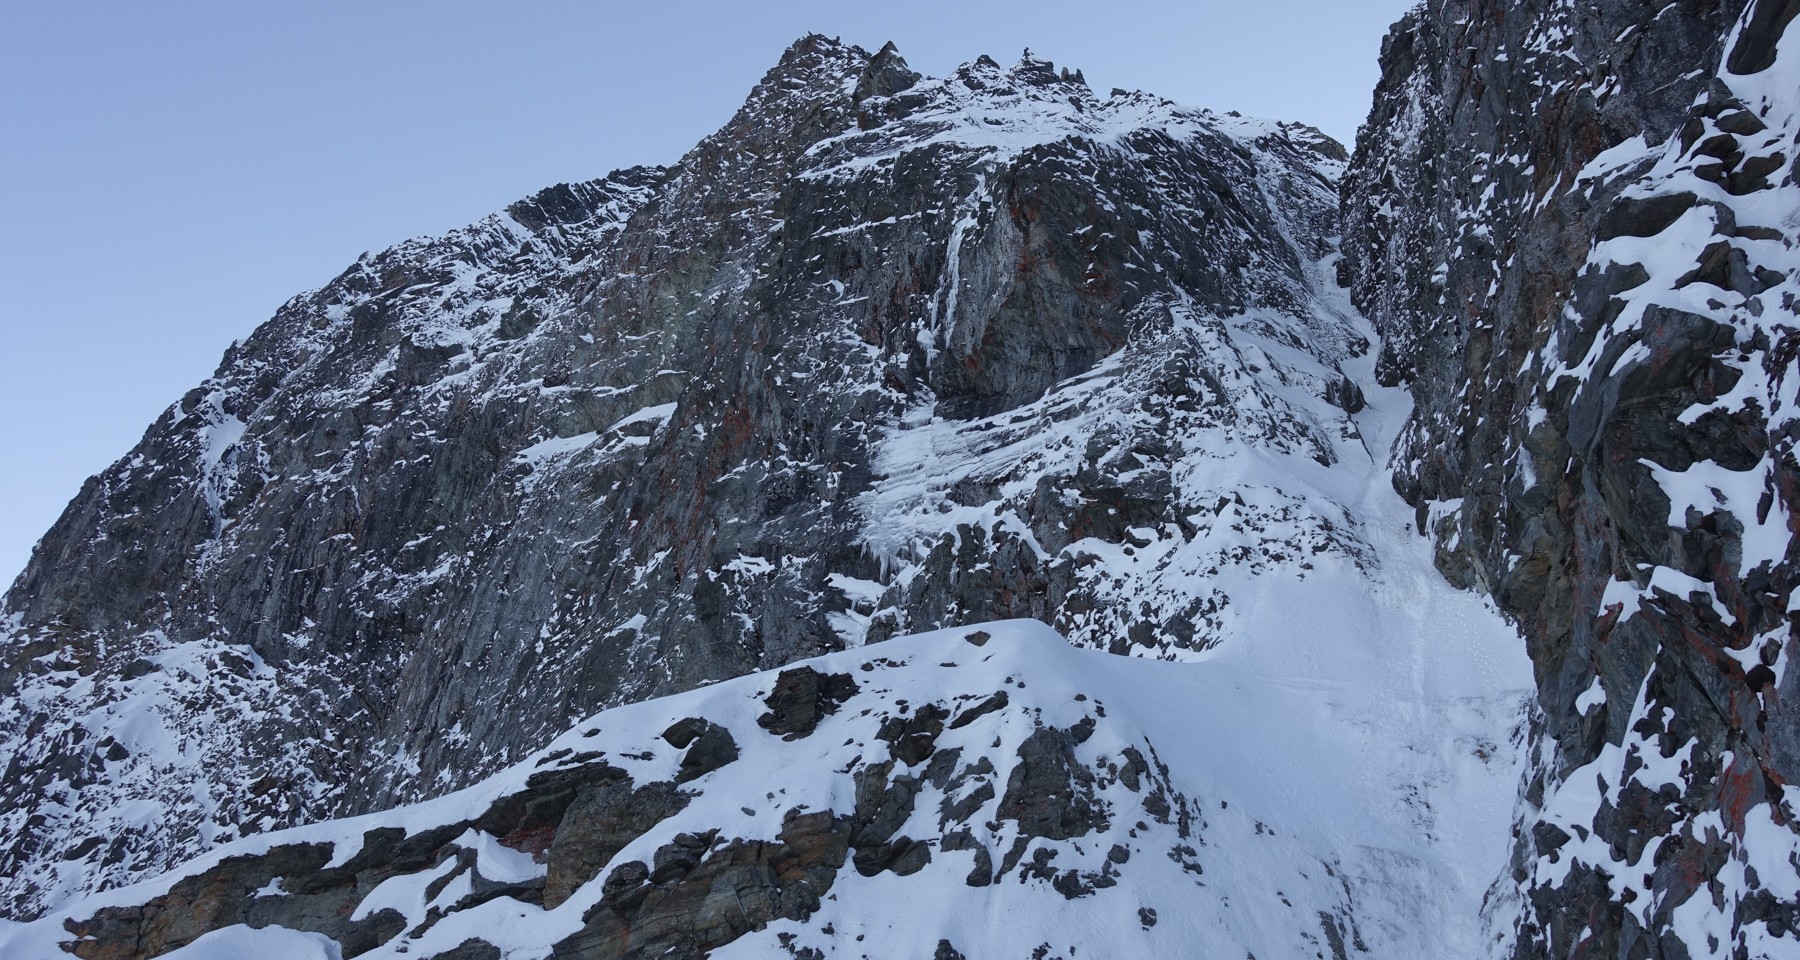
[
  {"xmin": 3, "ymin": 1, "xmax": 1799, "ymax": 957},
  {"xmin": 2, "ymin": 35, "xmax": 1472, "ymax": 925}
]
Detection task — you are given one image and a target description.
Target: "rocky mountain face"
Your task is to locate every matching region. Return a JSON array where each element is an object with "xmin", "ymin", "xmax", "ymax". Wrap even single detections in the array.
[
  {"xmin": 1, "ymin": 35, "xmax": 1445, "ymax": 933},
  {"xmin": 4, "ymin": 2, "xmax": 1799, "ymax": 958},
  {"xmin": 1342, "ymin": 0, "xmax": 1800, "ymax": 956}
]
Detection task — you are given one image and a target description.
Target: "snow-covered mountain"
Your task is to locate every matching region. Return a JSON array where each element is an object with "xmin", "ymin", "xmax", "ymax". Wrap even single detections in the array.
[
  {"xmin": 4, "ymin": 1, "xmax": 1800, "ymax": 957},
  {"xmin": 0, "ymin": 36, "xmax": 1400, "ymax": 924}
]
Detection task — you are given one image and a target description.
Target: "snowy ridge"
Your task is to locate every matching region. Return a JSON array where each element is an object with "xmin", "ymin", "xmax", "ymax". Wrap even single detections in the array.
[
  {"xmin": 803, "ymin": 52, "xmax": 1327, "ymax": 187},
  {"xmin": 3, "ymin": 604, "xmax": 1526, "ymax": 959}
]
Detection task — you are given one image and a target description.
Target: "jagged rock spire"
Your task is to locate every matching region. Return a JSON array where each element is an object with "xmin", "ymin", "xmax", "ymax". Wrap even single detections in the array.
[{"xmin": 854, "ymin": 39, "xmax": 919, "ymax": 102}]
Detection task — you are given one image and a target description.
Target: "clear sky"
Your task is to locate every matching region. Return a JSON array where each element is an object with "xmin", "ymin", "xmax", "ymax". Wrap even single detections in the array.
[{"xmin": 0, "ymin": 0, "xmax": 1415, "ymax": 586}]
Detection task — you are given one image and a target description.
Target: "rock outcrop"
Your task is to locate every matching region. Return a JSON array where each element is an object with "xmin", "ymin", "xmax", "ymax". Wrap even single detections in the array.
[{"xmin": 1343, "ymin": 1, "xmax": 1800, "ymax": 955}]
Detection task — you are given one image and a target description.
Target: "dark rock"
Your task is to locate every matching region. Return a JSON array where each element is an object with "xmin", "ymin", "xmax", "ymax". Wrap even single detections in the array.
[
  {"xmin": 661, "ymin": 717, "xmax": 710, "ymax": 749},
  {"xmin": 1323, "ymin": 374, "xmax": 1366, "ymax": 413},
  {"xmin": 758, "ymin": 668, "xmax": 860, "ymax": 740},
  {"xmin": 544, "ymin": 779, "xmax": 688, "ymax": 909},
  {"xmin": 1594, "ymin": 192, "xmax": 1698, "ymax": 242},
  {"xmin": 1117, "ymin": 747, "xmax": 1149, "ymax": 792},
  {"xmin": 60, "ymin": 839, "xmax": 406, "ymax": 960},
  {"xmin": 849, "ymin": 761, "xmax": 923, "ymax": 869},
  {"xmin": 877, "ymin": 703, "xmax": 948, "ymax": 765},
  {"xmin": 1530, "ymin": 822, "xmax": 1571, "ymax": 860},
  {"xmin": 597, "ymin": 859, "xmax": 651, "ymax": 914},
  {"xmin": 940, "ymin": 777, "xmax": 996, "ymax": 827},
  {"xmin": 948, "ymin": 691, "xmax": 1009, "ymax": 729},
  {"xmin": 674, "ymin": 724, "xmax": 740, "ymax": 783},
  {"xmin": 475, "ymin": 761, "xmax": 624, "ymax": 854},
  {"xmin": 1727, "ymin": 0, "xmax": 1800, "ymax": 74},
  {"xmin": 854, "ymin": 41, "xmax": 921, "ymax": 104},
  {"xmin": 550, "ymin": 809, "xmax": 850, "ymax": 960},
  {"xmin": 997, "ymin": 726, "xmax": 1102, "ymax": 843},
  {"xmin": 433, "ymin": 940, "xmax": 503, "ymax": 960}
]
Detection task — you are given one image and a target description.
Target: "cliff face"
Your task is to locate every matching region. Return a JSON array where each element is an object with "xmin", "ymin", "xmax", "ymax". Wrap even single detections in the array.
[
  {"xmin": 2, "ymin": 37, "xmax": 1415, "ymax": 924},
  {"xmin": 1343, "ymin": 1, "xmax": 1800, "ymax": 956}
]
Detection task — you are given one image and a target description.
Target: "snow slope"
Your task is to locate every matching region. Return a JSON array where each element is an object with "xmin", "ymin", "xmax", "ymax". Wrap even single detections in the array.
[{"xmin": 5, "ymin": 603, "xmax": 1526, "ymax": 959}]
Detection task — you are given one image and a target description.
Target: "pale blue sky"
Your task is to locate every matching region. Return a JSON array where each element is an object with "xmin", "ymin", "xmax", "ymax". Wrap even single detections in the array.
[{"xmin": 0, "ymin": 0, "xmax": 1414, "ymax": 585}]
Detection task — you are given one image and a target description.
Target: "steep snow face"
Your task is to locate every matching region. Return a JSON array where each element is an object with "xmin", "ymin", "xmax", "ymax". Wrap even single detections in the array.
[
  {"xmin": 2, "ymin": 613, "xmax": 1528, "ymax": 960},
  {"xmin": 1344, "ymin": 1, "xmax": 1800, "ymax": 956},
  {"xmin": 0, "ymin": 36, "xmax": 1399, "ymax": 923}
]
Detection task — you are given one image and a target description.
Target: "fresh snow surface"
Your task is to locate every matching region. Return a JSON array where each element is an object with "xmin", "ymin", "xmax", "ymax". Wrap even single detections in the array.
[{"xmin": 161, "ymin": 925, "xmax": 343, "ymax": 960}]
